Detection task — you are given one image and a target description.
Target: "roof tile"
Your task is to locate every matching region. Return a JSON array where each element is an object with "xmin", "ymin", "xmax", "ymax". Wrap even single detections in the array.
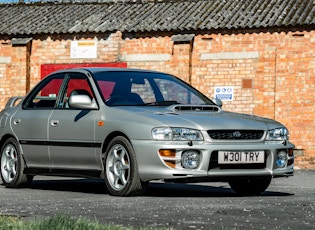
[{"xmin": 0, "ymin": 0, "xmax": 314, "ymax": 36}]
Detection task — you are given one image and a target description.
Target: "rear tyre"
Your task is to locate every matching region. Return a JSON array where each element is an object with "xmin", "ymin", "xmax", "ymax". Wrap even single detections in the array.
[
  {"xmin": 228, "ymin": 177, "xmax": 272, "ymax": 196},
  {"xmin": 104, "ymin": 136, "xmax": 147, "ymax": 196},
  {"xmin": 0, "ymin": 138, "xmax": 33, "ymax": 188}
]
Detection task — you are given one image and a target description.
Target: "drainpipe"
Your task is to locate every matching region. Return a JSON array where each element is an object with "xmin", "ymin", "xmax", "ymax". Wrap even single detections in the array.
[
  {"xmin": 274, "ymin": 47, "xmax": 277, "ymax": 120},
  {"xmin": 188, "ymin": 38, "xmax": 194, "ymax": 85}
]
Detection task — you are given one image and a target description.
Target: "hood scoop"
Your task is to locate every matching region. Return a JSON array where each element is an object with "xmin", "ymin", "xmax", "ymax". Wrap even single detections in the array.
[{"xmin": 171, "ymin": 105, "xmax": 221, "ymax": 112}]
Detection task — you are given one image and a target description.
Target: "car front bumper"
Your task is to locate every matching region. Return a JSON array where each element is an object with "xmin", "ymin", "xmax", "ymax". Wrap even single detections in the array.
[{"xmin": 132, "ymin": 140, "xmax": 294, "ymax": 182}]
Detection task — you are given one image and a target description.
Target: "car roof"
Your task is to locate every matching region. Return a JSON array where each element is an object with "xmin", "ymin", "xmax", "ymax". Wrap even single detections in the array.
[{"xmin": 51, "ymin": 67, "xmax": 163, "ymax": 75}]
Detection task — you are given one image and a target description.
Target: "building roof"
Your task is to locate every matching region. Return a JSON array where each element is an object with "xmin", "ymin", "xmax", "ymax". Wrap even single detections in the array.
[{"xmin": 0, "ymin": 0, "xmax": 314, "ymax": 36}]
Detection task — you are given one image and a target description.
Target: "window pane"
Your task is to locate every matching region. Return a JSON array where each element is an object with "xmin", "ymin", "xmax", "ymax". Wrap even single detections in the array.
[
  {"xmin": 60, "ymin": 73, "xmax": 94, "ymax": 109},
  {"xmin": 24, "ymin": 74, "xmax": 64, "ymax": 109}
]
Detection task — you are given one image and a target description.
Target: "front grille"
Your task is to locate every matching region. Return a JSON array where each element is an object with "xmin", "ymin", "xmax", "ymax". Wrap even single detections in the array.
[{"xmin": 207, "ymin": 130, "xmax": 264, "ymax": 140}]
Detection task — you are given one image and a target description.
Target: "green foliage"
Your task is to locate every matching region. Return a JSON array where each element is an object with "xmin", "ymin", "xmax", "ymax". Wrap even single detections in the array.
[
  {"xmin": 0, "ymin": 216, "xmax": 26, "ymax": 230},
  {"xmin": 0, "ymin": 215, "xmax": 130, "ymax": 230}
]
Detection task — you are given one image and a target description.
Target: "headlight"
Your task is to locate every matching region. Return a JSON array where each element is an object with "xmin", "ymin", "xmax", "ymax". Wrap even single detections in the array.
[
  {"xmin": 152, "ymin": 127, "xmax": 172, "ymax": 140},
  {"xmin": 266, "ymin": 127, "xmax": 289, "ymax": 141},
  {"xmin": 152, "ymin": 127, "xmax": 204, "ymax": 141}
]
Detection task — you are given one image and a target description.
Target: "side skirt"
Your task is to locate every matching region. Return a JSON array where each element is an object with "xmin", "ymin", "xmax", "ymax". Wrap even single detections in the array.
[{"xmin": 24, "ymin": 167, "xmax": 102, "ymax": 178}]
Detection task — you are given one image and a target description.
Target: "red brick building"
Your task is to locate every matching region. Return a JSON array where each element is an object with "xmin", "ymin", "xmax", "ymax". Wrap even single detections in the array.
[{"xmin": 0, "ymin": 0, "xmax": 314, "ymax": 168}]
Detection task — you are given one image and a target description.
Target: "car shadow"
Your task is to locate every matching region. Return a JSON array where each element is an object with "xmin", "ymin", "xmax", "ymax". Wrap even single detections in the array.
[
  {"xmin": 146, "ymin": 182, "xmax": 295, "ymax": 197},
  {"xmin": 30, "ymin": 178, "xmax": 107, "ymax": 195},
  {"xmin": 28, "ymin": 178, "xmax": 294, "ymax": 197}
]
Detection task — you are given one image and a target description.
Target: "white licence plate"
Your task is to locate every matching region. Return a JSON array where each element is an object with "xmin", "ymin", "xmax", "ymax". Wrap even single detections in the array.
[{"xmin": 218, "ymin": 151, "xmax": 265, "ymax": 164}]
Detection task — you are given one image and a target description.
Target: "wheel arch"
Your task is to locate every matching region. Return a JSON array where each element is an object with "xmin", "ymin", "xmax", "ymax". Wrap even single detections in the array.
[
  {"xmin": 0, "ymin": 134, "xmax": 29, "ymax": 166},
  {"xmin": 102, "ymin": 131, "xmax": 132, "ymax": 154},
  {"xmin": 0, "ymin": 134, "xmax": 17, "ymax": 150}
]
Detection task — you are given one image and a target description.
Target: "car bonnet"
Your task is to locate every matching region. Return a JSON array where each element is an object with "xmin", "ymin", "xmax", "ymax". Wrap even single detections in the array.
[{"xmin": 111, "ymin": 105, "xmax": 283, "ymax": 131}]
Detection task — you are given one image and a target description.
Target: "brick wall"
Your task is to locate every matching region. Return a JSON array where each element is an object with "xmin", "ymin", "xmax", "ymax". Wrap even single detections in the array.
[
  {"xmin": 0, "ymin": 29, "xmax": 314, "ymax": 169},
  {"xmin": 191, "ymin": 31, "xmax": 315, "ymax": 169}
]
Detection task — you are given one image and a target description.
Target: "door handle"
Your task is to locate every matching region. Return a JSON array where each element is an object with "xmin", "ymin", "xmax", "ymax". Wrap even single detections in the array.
[
  {"xmin": 13, "ymin": 119, "xmax": 21, "ymax": 125},
  {"xmin": 50, "ymin": 120, "xmax": 60, "ymax": 127}
]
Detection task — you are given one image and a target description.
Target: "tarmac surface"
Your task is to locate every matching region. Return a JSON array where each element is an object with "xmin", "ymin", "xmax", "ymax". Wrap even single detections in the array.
[{"xmin": 0, "ymin": 170, "xmax": 314, "ymax": 229}]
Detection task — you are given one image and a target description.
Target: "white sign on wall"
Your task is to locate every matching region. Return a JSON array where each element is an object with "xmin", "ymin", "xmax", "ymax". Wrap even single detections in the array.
[
  {"xmin": 214, "ymin": 86, "xmax": 234, "ymax": 101},
  {"xmin": 70, "ymin": 41, "xmax": 97, "ymax": 59}
]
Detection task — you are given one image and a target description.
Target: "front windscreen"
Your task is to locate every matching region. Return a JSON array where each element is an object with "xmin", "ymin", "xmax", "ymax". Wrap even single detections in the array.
[{"xmin": 93, "ymin": 71, "xmax": 213, "ymax": 106}]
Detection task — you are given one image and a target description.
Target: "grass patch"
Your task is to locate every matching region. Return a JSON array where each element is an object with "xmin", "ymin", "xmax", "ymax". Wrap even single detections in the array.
[{"xmin": 0, "ymin": 214, "xmax": 144, "ymax": 230}]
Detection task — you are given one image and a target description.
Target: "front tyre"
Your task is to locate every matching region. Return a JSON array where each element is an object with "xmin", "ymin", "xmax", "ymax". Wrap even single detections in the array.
[
  {"xmin": 104, "ymin": 136, "xmax": 147, "ymax": 196},
  {"xmin": 228, "ymin": 177, "xmax": 272, "ymax": 196},
  {"xmin": 0, "ymin": 138, "xmax": 33, "ymax": 188}
]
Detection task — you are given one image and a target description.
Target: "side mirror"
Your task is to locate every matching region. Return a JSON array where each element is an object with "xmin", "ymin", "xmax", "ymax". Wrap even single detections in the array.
[
  {"xmin": 211, "ymin": 98, "xmax": 223, "ymax": 108},
  {"xmin": 69, "ymin": 95, "xmax": 98, "ymax": 110}
]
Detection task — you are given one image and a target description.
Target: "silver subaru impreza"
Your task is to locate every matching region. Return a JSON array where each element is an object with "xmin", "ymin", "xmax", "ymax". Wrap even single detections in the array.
[{"xmin": 0, "ymin": 68, "xmax": 294, "ymax": 196}]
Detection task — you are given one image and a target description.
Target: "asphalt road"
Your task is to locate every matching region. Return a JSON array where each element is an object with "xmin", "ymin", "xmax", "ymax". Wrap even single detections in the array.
[{"xmin": 0, "ymin": 170, "xmax": 314, "ymax": 229}]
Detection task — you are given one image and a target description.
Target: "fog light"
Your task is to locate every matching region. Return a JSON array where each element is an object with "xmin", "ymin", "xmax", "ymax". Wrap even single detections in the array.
[
  {"xmin": 181, "ymin": 150, "xmax": 200, "ymax": 169},
  {"xmin": 276, "ymin": 150, "xmax": 287, "ymax": 168}
]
